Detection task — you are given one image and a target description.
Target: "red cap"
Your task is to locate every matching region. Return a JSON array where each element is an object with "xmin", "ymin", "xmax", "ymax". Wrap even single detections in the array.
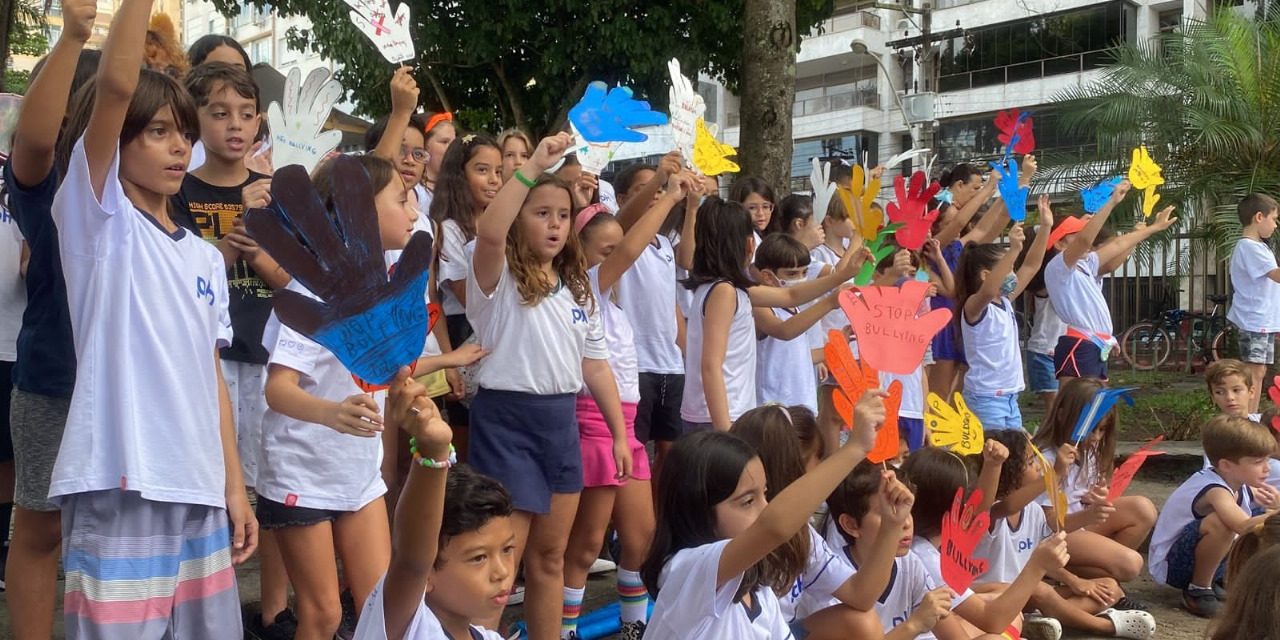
[{"xmin": 1048, "ymin": 216, "xmax": 1089, "ymax": 248}]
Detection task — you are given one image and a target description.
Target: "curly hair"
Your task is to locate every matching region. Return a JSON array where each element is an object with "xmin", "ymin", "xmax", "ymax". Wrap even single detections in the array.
[
  {"xmin": 506, "ymin": 174, "xmax": 594, "ymax": 310},
  {"xmin": 145, "ymin": 14, "xmax": 188, "ymax": 79}
]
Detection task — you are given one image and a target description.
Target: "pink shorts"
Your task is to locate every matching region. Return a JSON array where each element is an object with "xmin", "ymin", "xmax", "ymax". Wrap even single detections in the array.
[{"xmin": 576, "ymin": 396, "xmax": 651, "ymax": 487}]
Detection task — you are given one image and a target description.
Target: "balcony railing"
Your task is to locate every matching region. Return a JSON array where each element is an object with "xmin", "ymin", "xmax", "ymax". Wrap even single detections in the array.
[
  {"xmin": 727, "ymin": 87, "xmax": 880, "ymax": 127},
  {"xmin": 818, "ymin": 10, "xmax": 882, "ymax": 33},
  {"xmin": 938, "ymin": 51, "xmax": 1109, "ymax": 92}
]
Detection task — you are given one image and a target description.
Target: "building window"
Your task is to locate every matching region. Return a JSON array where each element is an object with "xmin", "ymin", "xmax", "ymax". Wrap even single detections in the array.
[
  {"xmin": 697, "ymin": 81, "xmax": 718, "ymax": 125},
  {"xmin": 208, "ymin": 17, "xmax": 218, "ymax": 34},
  {"xmin": 48, "ymin": 0, "xmax": 61, "ymax": 16},
  {"xmin": 791, "ymin": 133, "xmax": 879, "ymax": 191},
  {"xmin": 934, "ymin": 107, "xmax": 1093, "ymax": 166},
  {"xmin": 793, "ymin": 66, "xmax": 879, "ymax": 117},
  {"xmin": 938, "ymin": 1, "xmax": 1136, "ymax": 92},
  {"xmin": 1158, "ymin": 9, "xmax": 1182, "ymax": 33},
  {"xmin": 249, "ymin": 38, "xmax": 271, "ymax": 65}
]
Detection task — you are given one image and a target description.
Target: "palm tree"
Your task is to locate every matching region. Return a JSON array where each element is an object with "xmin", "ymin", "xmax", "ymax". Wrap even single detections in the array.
[{"xmin": 1050, "ymin": 3, "xmax": 1280, "ymax": 262}]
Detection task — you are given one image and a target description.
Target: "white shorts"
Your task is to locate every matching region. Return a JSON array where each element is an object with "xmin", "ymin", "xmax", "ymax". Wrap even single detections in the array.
[{"xmin": 221, "ymin": 359, "xmax": 266, "ymax": 487}]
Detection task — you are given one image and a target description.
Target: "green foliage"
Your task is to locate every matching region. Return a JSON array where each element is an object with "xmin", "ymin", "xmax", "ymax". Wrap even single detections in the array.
[
  {"xmin": 1109, "ymin": 370, "xmax": 1215, "ymax": 440},
  {"xmin": 1051, "ymin": 6, "xmax": 1280, "ymax": 263},
  {"xmin": 215, "ymin": 0, "xmax": 833, "ymax": 136}
]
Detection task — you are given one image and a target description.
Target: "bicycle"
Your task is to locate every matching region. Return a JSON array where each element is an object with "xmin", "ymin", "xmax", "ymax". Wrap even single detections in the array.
[{"xmin": 1119, "ymin": 293, "xmax": 1236, "ymax": 371}]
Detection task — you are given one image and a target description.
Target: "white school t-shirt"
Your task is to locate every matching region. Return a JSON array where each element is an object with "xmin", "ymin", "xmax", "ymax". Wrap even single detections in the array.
[
  {"xmin": 1026, "ymin": 295, "xmax": 1066, "ymax": 356},
  {"xmin": 354, "ymin": 575, "xmax": 503, "ymax": 640},
  {"xmin": 975, "ymin": 502, "xmax": 1050, "ymax": 584},
  {"xmin": 849, "ymin": 550, "xmax": 938, "ymax": 636},
  {"xmin": 778, "ymin": 526, "xmax": 856, "ymax": 622},
  {"xmin": 810, "ymin": 244, "xmax": 851, "ymax": 338},
  {"xmin": 910, "ymin": 537, "xmax": 974, "ymax": 607},
  {"xmin": 466, "ymin": 259, "xmax": 608, "ymax": 395},
  {"xmin": 1045, "ymin": 251, "xmax": 1112, "ymax": 336},
  {"xmin": 617, "ymin": 236, "xmax": 683, "ymax": 375},
  {"xmin": 588, "ymin": 267, "xmax": 640, "ymax": 403},
  {"xmin": 962, "ymin": 297, "xmax": 1025, "ymax": 397},
  {"xmin": 49, "ymin": 138, "xmax": 232, "ymax": 507},
  {"xmin": 1227, "ymin": 237, "xmax": 1280, "ymax": 333},
  {"xmin": 1269, "ymin": 458, "xmax": 1280, "ymax": 492},
  {"xmin": 256, "ymin": 282, "xmax": 386, "ymax": 511},
  {"xmin": 0, "ymin": 206, "xmax": 25, "ymax": 361},
  {"xmin": 646, "ymin": 540, "xmax": 793, "ymax": 639},
  {"xmin": 1149, "ymin": 468, "xmax": 1253, "ymax": 584},
  {"xmin": 881, "ymin": 365, "xmax": 925, "ymax": 420},
  {"xmin": 414, "ymin": 184, "xmax": 433, "ymax": 223},
  {"xmin": 438, "ymin": 219, "xmax": 471, "ymax": 316},
  {"xmin": 681, "ymin": 282, "xmax": 757, "ymax": 424},
  {"xmin": 757, "ymin": 307, "xmax": 819, "ymax": 414}
]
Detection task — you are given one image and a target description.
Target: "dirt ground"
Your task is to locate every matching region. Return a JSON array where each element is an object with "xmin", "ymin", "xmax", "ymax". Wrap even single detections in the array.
[{"xmin": 0, "ymin": 463, "xmax": 1216, "ymax": 639}]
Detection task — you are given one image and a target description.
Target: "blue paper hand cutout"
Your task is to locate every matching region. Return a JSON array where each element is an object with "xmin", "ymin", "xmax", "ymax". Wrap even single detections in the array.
[
  {"xmin": 1071, "ymin": 387, "xmax": 1137, "ymax": 443},
  {"xmin": 990, "ymin": 156, "xmax": 1030, "ymax": 221},
  {"xmin": 1082, "ymin": 176, "xmax": 1124, "ymax": 214},
  {"xmin": 569, "ymin": 81, "xmax": 668, "ymax": 144},
  {"xmin": 244, "ymin": 156, "xmax": 434, "ymax": 386}
]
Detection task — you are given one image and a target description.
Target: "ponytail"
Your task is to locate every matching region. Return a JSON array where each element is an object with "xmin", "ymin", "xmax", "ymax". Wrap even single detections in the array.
[{"xmin": 1227, "ymin": 512, "xmax": 1280, "ymax": 583}]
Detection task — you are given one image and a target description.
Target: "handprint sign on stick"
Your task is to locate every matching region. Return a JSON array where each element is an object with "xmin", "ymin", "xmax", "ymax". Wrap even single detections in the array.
[
  {"xmin": 1082, "ymin": 176, "xmax": 1124, "ymax": 214},
  {"xmin": 994, "ymin": 109, "xmax": 1035, "ymax": 156},
  {"xmin": 267, "ymin": 67, "xmax": 344, "ymax": 175},
  {"xmin": 840, "ymin": 281, "xmax": 952, "ymax": 374},
  {"xmin": 854, "ymin": 224, "xmax": 900, "ymax": 286},
  {"xmin": 851, "ymin": 162, "xmax": 881, "ymax": 214},
  {"xmin": 1108, "ymin": 436, "xmax": 1166, "ymax": 501},
  {"xmin": 1269, "ymin": 376, "xmax": 1280, "ymax": 433},
  {"xmin": 926, "ymin": 392, "xmax": 984, "ymax": 455},
  {"xmin": 342, "ymin": 0, "xmax": 414, "ymax": 63},
  {"xmin": 667, "ymin": 58, "xmax": 705, "ymax": 169},
  {"xmin": 940, "ymin": 488, "xmax": 991, "ymax": 594},
  {"xmin": 568, "ymin": 123, "xmax": 622, "ymax": 177},
  {"xmin": 810, "ymin": 158, "xmax": 837, "ymax": 225},
  {"xmin": 569, "ymin": 81, "xmax": 667, "ymax": 144},
  {"xmin": 1071, "ymin": 387, "xmax": 1136, "ymax": 445},
  {"xmin": 1031, "ymin": 442, "xmax": 1068, "ymax": 531},
  {"xmin": 1128, "ymin": 146, "xmax": 1165, "ymax": 218},
  {"xmin": 824, "ymin": 329, "xmax": 879, "ymax": 428},
  {"xmin": 886, "ymin": 171, "xmax": 942, "ymax": 250},
  {"xmin": 244, "ymin": 156, "xmax": 434, "ymax": 386},
  {"xmin": 693, "ymin": 119, "xmax": 739, "ymax": 176},
  {"xmin": 870, "ymin": 381, "xmax": 903, "ymax": 464},
  {"xmin": 884, "ymin": 148, "xmax": 931, "ymax": 170},
  {"xmin": 990, "ymin": 155, "xmax": 1029, "ymax": 222}
]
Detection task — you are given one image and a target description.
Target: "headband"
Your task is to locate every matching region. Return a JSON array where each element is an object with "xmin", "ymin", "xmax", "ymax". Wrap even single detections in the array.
[
  {"xmin": 574, "ymin": 203, "xmax": 609, "ymax": 235},
  {"xmin": 424, "ymin": 112, "xmax": 453, "ymax": 134}
]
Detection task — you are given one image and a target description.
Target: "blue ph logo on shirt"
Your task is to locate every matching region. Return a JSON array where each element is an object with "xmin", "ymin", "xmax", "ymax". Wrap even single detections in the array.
[
  {"xmin": 196, "ymin": 276, "xmax": 215, "ymax": 306},
  {"xmin": 571, "ymin": 307, "xmax": 588, "ymax": 325},
  {"xmin": 1017, "ymin": 537, "xmax": 1035, "ymax": 553}
]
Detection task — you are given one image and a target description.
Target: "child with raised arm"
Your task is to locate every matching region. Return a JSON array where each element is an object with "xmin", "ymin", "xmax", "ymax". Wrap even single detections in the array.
[
  {"xmin": 354, "ymin": 370, "xmax": 515, "ymax": 640},
  {"xmin": 50, "ymin": 0, "xmax": 256, "ymax": 635},
  {"xmin": 1149, "ymin": 415, "xmax": 1280, "ymax": 618},
  {"xmin": 1045, "ymin": 181, "xmax": 1176, "ymax": 381},
  {"xmin": 1226, "ymin": 193, "xmax": 1280, "ymax": 414}
]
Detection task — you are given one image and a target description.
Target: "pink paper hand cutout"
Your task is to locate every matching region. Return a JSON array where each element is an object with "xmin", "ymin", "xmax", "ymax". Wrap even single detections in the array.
[{"xmin": 840, "ymin": 281, "xmax": 952, "ymax": 375}]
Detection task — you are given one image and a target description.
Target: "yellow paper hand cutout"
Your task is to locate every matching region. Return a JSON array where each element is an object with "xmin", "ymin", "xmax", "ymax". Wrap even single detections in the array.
[
  {"xmin": 693, "ymin": 118, "xmax": 739, "ymax": 176},
  {"xmin": 926, "ymin": 392, "xmax": 985, "ymax": 455},
  {"xmin": 1128, "ymin": 146, "xmax": 1164, "ymax": 190},
  {"xmin": 1031, "ymin": 442, "xmax": 1068, "ymax": 532},
  {"xmin": 1141, "ymin": 185, "xmax": 1160, "ymax": 218}
]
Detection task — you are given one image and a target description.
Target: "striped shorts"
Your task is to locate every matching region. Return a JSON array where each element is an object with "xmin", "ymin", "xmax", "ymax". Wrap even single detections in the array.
[{"xmin": 61, "ymin": 489, "xmax": 242, "ymax": 639}]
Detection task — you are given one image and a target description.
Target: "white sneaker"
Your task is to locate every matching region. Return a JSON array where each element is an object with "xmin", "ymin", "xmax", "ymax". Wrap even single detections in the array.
[
  {"xmin": 1098, "ymin": 608, "xmax": 1156, "ymax": 639},
  {"xmin": 1022, "ymin": 613, "xmax": 1063, "ymax": 640},
  {"xmin": 588, "ymin": 557, "xmax": 617, "ymax": 575}
]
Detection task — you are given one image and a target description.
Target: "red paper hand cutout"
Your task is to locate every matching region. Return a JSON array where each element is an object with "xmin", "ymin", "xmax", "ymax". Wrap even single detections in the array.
[
  {"xmin": 1108, "ymin": 436, "xmax": 1166, "ymax": 501},
  {"xmin": 885, "ymin": 171, "xmax": 941, "ymax": 250},
  {"xmin": 840, "ymin": 283, "xmax": 953, "ymax": 375},
  {"xmin": 940, "ymin": 487, "xmax": 990, "ymax": 594},
  {"xmin": 824, "ymin": 329, "xmax": 879, "ymax": 429},
  {"xmin": 869, "ymin": 380, "xmax": 903, "ymax": 464},
  {"xmin": 994, "ymin": 109, "xmax": 1035, "ymax": 154}
]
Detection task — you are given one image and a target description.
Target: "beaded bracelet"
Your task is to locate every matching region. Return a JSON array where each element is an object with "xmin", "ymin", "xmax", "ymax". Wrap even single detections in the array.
[
  {"xmin": 409, "ymin": 438, "xmax": 457, "ymax": 469},
  {"xmin": 513, "ymin": 168, "xmax": 537, "ymax": 189}
]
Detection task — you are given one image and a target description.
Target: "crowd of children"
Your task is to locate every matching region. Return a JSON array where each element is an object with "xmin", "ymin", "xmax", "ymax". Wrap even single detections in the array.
[{"xmin": 5, "ymin": 3, "xmax": 1280, "ymax": 640}]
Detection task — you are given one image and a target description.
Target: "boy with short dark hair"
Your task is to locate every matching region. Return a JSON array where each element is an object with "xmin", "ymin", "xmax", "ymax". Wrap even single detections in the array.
[
  {"xmin": 1204, "ymin": 358, "xmax": 1257, "ymax": 420},
  {"xmin": 355, "ymin": 374, "xmax": 514, "ymax": 640},
  {"xmin": 1149, "ymin": 415, "xmax": 1280, "ymax": 617},
  {"xmin": 1227, "ymin": 193, "xmax": 1280, "ymax": 414}
]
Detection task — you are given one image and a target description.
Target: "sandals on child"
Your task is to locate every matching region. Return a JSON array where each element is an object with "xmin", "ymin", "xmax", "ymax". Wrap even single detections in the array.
[{"xmin": 1098, "ymin": 607, "xmax": 1157, "ymax": 639}]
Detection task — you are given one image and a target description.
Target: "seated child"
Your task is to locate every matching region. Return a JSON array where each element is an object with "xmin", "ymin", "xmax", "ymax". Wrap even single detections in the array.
[
  {"xmin": 1148, "ymin": 415, "xmax": 1280, "ymax": 618},
  {"xmin": 354, "ymin": 371, "xmax": 516, "ymax": 640},
  {"xmin": 1205, "ymin": 359, "xmax": 1260, "ymax": 421},
  {"xmin": 976, "ymin": 431, "xmax": 1155, "ymax": 639}
]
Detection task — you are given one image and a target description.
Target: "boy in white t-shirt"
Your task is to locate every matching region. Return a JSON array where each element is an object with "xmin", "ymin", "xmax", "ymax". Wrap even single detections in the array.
[
  {"xmin": 1226, "ymin": 193, "xmax": 1280, "ymax": 414},
  {"xmin": 1205, "ymin": 359, "xmax": 1262, "ymax": 422},
  {"xmin": 355, "ymin": 372, "xmax": 512, "ymax": 640}
]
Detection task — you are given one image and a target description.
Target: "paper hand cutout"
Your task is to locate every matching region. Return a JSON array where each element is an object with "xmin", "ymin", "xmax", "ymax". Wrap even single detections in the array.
[
  {"xmin": 854, "ymin": 223, "xmax": 900, "ymax": 286},
  {"xmin": 1082, "ymin": 176, "xmax": 1124, "ymax": 214},
  {"xmin": 990, "ymin": 155, "xmax": 1029, "ymax": 222},
  {"xmin": 342, "ymin": 0, "xmax": 414, "ymax": 63},
  {"xmin": 693, "ymin": 118, "xmax": 739, "ymax": 176},
  {"xmin": 244, "ymin": 156, "xmax": 433, "ymax": 386},
  {"xmin": 885, "ymin": 171, "xmax": 942, "ymax": 251},
  {"xmin": 1269, "ymin": 377, "xmax": 1280, "ymax": 433},
  {"xmin": 668, "ymin": 58, "xmax": 705, "ymax": 167},
  {"xmin": 569, "ymin": 123, "xmax": 622, "ymax": 177},
  {"xmin": 1129, "ymin": 146, "xmax": 1165, "ymax": 218},
  {"xmin": 995, "ymin": 109, "xmax": 1035, "ymax": 155},
  {"xmin": 824, "ymin": 329, "xmax": 879, "ymax": 429},
  {"xmin": 940, "ymin": 488, "xmax": 990, "ymax": 594},
  {"xmin": 267, "ymin": 67, "xmax": 344, "ymax": 175},
  {"xmin": 1071, "ymin": 387, "xmax": 1136, "ymax": 444},
  {"xmin": 848, "ymin": 185, "xmax": 884, "ymax": 242},
  {"xmin": 1109, "ymin": 436, "xmax": 1166, "ymax": 501},
  {"xmin": 840, "ymin": 281, "xmax": 952, "ymax": 375},
  {"xmin": 0, "ymin": 94, "xmax": 21, "ymax": 159},
  {"xmin": 851, "ymin": 164, "xmax": 881, "ymax": 214},
  {"xmin": 810, "ymin": 158, "xmax": 837, "ymax": 225},
  {"xmin": 1031, "ymin": 443, "xmax": 1068, "ymax": 531},
  {"xmin": 926, "ymin": 392, "xmax": 985, "ymax": 455},
  {"xmin": 569, "ymin": 81, "xmax": 667, "ymax": 144},
  {"xmin": 870, "ymin": 380, "xmax": 904, "ymax": 464},
  {"xmin": 884, "ymin": 148, "xmax": 931, "ymax": 170}
]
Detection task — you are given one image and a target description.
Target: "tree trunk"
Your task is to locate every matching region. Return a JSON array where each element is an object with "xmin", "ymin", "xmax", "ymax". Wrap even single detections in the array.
[
  {"xmin": 0, "ymin": 0, "xmax": 16, "ymax": 93},
  {"xmin": 421, "ymin": 65, "xmax": 452, "ymax": 113},
  {"xmin": 739, "ymin": 0, "xmax": 797, "ymax": 197},
  {"xmin": 492, "ymin": 61, "xmax": 530, "ymax": 135}
]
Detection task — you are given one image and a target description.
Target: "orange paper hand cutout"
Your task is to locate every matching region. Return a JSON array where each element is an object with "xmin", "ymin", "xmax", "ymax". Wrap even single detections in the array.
[
  {"xmin": 840, "ymin": 282, "xmax": 952, "ymax": 375},
  {"xmin": 869, "ymin": 380, "xmax": 903, "ymax": 464},
  {"xmin": 824, "ymin": 329, "xmax": 878, "ymax": 428}
]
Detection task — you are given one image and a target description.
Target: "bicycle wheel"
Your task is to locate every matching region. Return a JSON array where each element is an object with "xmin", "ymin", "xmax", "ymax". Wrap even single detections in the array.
[
  {"xmin": 1210, "ymin": 324, "xmax": 1239, "ymax": 362},
  {"xmin": 1121, "ymin": 322, "xmax": 1172, "ymax": 371}
]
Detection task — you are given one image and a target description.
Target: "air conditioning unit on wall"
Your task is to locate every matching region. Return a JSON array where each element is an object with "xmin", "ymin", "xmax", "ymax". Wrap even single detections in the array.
[{"xmin": 901, "ymin": 92, "xmax": 935, "ymax": 124}]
